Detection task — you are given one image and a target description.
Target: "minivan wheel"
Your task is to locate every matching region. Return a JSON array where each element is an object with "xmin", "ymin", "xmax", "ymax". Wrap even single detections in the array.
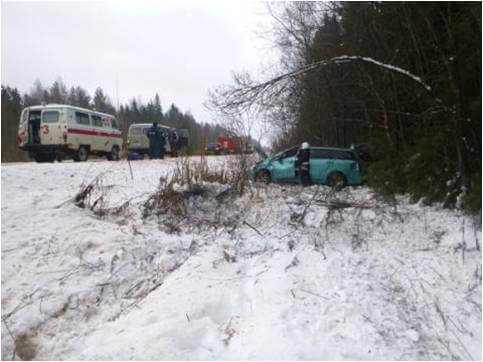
[
  {"xmin": 255, "ymin": 170, "xmax": 271, "ymax": 184},
  {"xmin": 107, "ymin": 146, "xmax": 120, "ymax": 161},
  {"xmin": 74, "ymin": 146, "xmax": 89, "ymax": 162},
  {"xmin": 327, "ymin": 172, "xmax": 347, "ymax": 189}
]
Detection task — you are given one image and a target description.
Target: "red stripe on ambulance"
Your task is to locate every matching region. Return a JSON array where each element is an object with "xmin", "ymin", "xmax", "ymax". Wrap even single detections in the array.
[{"xmin": 67, "ymin": 128, "xmax": 122, "ymax": 138}]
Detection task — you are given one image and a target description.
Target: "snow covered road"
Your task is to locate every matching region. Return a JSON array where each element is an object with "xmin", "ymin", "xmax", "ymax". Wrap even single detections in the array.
[{"xmin": 1, "ymin": 158, "xmax": 481, "ymax": 360}]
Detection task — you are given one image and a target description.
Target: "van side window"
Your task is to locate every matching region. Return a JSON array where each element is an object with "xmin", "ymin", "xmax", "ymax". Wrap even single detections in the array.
[
  {"xmin": 131, "ymin": 128, "xmax": 142, "ymax": 135},
  {"xmin": 311, "ymin": 149, "xmax": 356, "ymax": 160},
  {"xmin": 111, "ymin": 118, "xmax": 119, "ymax": 130},
  {"xmin": 331, "ymin": 150, "xmax": 356, "ymax": 160},
  {"xmin": 75, "ymin": 112, "xmax": 90, "ymax": 125},
  {"xmin": 311, "ymin": 150, "xmax": 332, "ymax": 159},
  {"xmin": 91, "ymin": 115, "xmax": 102, "ymax": 127},
  {"xmin": 42, "ymin": 111, "xmax": 59, "ymax": 123},
  {"xmin": 281, "ymin": 147, "xmax": 298, "ymax": 159}
]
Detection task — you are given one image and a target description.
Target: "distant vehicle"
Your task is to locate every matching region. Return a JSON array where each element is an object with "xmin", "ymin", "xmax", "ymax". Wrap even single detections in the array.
[
  {"xmin": 217, "ymin": 136, "xmax": 255, "ymax": 154},
  {"xmin": 205, "ymin": 142, "xmax": 223, "ymax": 155},
  {"xmin": 251, "ymin": 145, "xmax": 364, "ymax": 187},
  {"xmin": 217, "ymin": 136, "xmax": 239, "ymax": 154},
  {"xmin": 17, "ymin": 104, "xmax": 122, "ymax": 162},
  {"xmin": 127, "ymin": 123, "xmax": 189, "ymax": 157},
  {"xmin": 243, "ymin": 143, "xmax": 255, "ymax": 154}
]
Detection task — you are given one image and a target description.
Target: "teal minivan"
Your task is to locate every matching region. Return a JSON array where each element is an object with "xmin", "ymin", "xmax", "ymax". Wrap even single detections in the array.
[{"xmin": 251, "ymin": 145, "xmax": 364, "ymax": 187}]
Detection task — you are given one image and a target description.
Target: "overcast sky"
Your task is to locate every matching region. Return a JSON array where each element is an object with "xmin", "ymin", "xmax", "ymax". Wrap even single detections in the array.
[{"xmin": 1, "ymin": 0, "xmax": 277, "ymax": 123}]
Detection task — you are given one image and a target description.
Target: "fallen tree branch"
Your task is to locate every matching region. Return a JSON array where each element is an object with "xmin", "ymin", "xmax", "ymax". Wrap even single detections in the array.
[
  {"xmin": 314, "ymin": 199, "xmax": 374, "ymax": 209},
  {"xmin": 243, "ymin": 220, "xmax": 263, "ymax": 236}
]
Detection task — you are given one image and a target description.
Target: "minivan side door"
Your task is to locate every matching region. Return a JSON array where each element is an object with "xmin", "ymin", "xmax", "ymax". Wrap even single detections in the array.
[{"xmin": 308, "ymin": 149, "xmax": 330, "ymax": 183}]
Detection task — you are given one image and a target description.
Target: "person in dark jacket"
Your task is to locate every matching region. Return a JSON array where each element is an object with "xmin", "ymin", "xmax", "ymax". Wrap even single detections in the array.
[
  {"xmin": 159, "ymin": 131, "xmax": 166, "ymax": 159},
  {"xmin": 168, "ymin": 131, "xmax": 179, "ymax": 157},
  {"xmin": 296, "ymin": 142, "xmax": 311, "ymax": 186},
  {"xmin": 147, "ymin": 122, "xmax": 162, "ymax": 159}
]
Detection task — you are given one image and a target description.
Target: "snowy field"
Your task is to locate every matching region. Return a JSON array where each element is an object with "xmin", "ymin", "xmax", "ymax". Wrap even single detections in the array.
[{"xmin": 1, "ymin": 156, "xmax": 481, "ymax": 360}]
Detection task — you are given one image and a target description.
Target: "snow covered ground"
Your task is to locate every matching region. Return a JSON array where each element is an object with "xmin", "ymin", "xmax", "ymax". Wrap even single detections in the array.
[{"xmin": 1, "ymin": 156, "xmax": 481, "ymax": 360}]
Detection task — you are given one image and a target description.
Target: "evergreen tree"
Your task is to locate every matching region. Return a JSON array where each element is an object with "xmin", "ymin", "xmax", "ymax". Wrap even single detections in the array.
[
  {"xmin": 1, "ymin": 86, "xmax": 27, "ymax": 162},
  {"xmin": 49, "ymin": 77, "xmax": 68, "ymax": 104},
  {"xmin": 93, "ymin": 87, "xmax": 116, "ymax": 114},
  {"xmin": 68, "ymin": 86, "xmax": 91, "ymax": 108}
]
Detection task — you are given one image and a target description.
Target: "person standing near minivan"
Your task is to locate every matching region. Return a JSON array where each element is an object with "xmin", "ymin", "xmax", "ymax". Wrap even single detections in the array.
[
  {"xmin": 168, "ymin": 131, "xmax": 179, "ymax": 157},
  {"xmin": 296, "ymin": 142, "xmax": 311, "ymax": 185},
  {"xmin": 159, "ymin": 131, "xmax": 166, "ymax": 159},
  {"xmin": 147, "ymin": 122, "xmax": 162, "ymax": 159}
]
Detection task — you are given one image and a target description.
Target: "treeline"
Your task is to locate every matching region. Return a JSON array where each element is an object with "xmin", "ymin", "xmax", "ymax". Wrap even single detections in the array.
[
  {"xmin": 1, "ymin": 78, "xmax": 228, "ymax": 162},
  {"xmin": 302, "ymin": 2, "xmax": 481, "ymax": 213},
  {"xmin": 238, "ymin": 2, "xmax": 481, "ymax": 212}
]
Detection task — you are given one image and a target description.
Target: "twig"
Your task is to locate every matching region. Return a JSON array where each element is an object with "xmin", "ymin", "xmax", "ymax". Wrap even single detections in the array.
[
  {"xmin": 298, "ymin": 185, "xmax": 320, "ymax": 223},
  {"xmin": 2, "ymin": 318, "xmax": 16, "ymax": 360},
  {"xmin": 1, "ymin": 246, "xmax": 29, "ymax": 253},
  {"xmin": 127, "ymin": 158, "xmax": 134, "ymax": 181},
  {"xmin": 284, "ymin": 256, "xmax": 300, "ymax": 271},
  {"xmin": 299, "ymin": 289, "xmax": 329, "ymax": 300},
  {"xmin": 53, "ymin": 197, "xmax": 74, "ymax": 209},
  {"xmin": 449, "ymin": 325, "xmax": 474, "ymax": 360},
  {"xmin": 2, "ymin": 288, "xmax": 40, "ymax": 321},
  {"xmin": 243, "ymin": 220, "xmax": 263, "ymax": 236}
]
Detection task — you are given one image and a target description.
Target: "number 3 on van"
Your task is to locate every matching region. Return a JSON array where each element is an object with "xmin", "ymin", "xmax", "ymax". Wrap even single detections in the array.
[{"xmin": 42, "ymin": 125, "xmax": 49, "ymax": 134}]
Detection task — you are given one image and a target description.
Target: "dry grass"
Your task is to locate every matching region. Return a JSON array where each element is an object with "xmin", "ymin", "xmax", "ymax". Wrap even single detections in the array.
[
  {"xmin": 142, "ymin": 154, "xmax": 252, "ymax": 221},
  {"xmin": 171, "ymin": 155, "xmax": 230, "ymax": 186},
  {"xmin": 14, "ymin": 333, "xmax": 37, "ymax": 361}
]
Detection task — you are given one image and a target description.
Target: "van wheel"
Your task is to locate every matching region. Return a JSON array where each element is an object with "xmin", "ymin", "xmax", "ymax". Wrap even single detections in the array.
[
  {"xmin": 33, "ymin": 153, "xmax": 56, "ymax": 163},
  {"xmin": 327, "ymin": 172, "xmax": 347, "ymax": 190},
  {"xmin": 74, "ymin": 146, "xmax": 89, "ymax": 162},
  {"xmin": 107, "ymin": 146, "xmax": 120, "ymax": 161}
]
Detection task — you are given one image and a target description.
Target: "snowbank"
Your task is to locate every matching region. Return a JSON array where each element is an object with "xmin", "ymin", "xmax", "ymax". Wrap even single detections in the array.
[{"xmin": 1, "ymin": 157, "xmax": 481, "ymax": 360}]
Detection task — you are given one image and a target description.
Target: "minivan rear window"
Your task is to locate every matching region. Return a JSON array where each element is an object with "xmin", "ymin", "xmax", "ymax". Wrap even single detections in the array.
[
  {"xmin": 130, "ymin": 128, "xmax": 142, "ymax": 135},
  {"xmin": 42, "ymin": 111, "xmax": 59, "ymax": 123}
]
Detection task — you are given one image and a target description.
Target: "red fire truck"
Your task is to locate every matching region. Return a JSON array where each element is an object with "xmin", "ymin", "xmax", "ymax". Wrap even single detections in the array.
[{"xmin": 217, "ymin": 136, "xmax": 241, "ymax": 154}]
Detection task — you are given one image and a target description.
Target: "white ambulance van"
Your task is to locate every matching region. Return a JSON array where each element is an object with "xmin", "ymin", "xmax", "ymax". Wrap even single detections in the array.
[{"xmin": 17, "ymin": 104, "xmax": 123, "ymax": 162}]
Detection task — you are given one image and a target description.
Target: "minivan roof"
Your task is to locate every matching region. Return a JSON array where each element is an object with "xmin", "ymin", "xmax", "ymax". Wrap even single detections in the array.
[
  {"xmin": 310, "ymin": 146, "xmax": 354, "ymax": 152},
  {"xmin": 128, "ymin": 123, "xmax": 174, "ymax": 130},
  {"xmin": 26, "ymin": 104, "xmax": 116, "ymax": 118}
]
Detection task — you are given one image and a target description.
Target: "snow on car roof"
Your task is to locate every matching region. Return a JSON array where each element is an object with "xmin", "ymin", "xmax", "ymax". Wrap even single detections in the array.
[
  {"xmin": 128, "ymin": 123, "xmax": 175, "ymax": 130},
  {"xmin": 27, "ymin": 104, "xmax": 116, "ymax": 118}
]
